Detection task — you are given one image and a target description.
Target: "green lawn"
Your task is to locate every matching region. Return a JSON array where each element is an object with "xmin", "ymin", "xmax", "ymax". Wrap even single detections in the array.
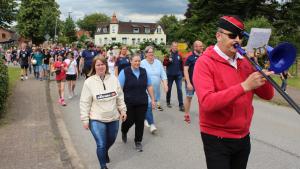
[
  {"xmin": 270, "ymin": 75, "xmax": 300, "ymax": 89},
  {"xmin": 8, "ymin": 67, "xmax": 20, "ymax": 92}
]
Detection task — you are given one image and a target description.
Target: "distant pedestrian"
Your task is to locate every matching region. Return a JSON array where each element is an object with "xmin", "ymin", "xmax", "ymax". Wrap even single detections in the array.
[
  {"xmin": 52, "ymin": 55, "xmax": 68, "ymax": 106},
  {"xmin": 163, "ymin": 42, "xmax": 185, "ymax": 111},
  {"xmin": 19, "ymin": 43, "xmax": 31, "ymax": 80},
  {"xmin": 183, "ymin": 40, "xmax": 204, "ymax": 123},
  {"xmin": 64, "ymin": 52, "xmax": 78, "ymax": 99},
  {"xmin": 280, "ymin": 70, "xmax": 290, "ymax": 92},
  {"xmin": 80, "ymin": 56, "xmax": 127, "ymax": 169},
  {"xmin": 114, "ymin": 45, "xmax": 130, "ymax": 76},
  {"xmin": 141, "ymin": 46, "xmax": 168, "ymax": 134},
  {"xmin": 80, "ymin": 42, "xmax": 97, "ymax": 78},
  {"xmin": 118, "ymin": 54, "xmax": 155, "ymax": 152},
  {"xmin": 32, "ymin": 48, "xmax": 44, "ymax": 80}
]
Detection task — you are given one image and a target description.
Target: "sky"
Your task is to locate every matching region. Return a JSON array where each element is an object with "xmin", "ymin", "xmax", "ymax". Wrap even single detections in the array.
[{"xmin": 56, "ymin": 0, "xmax": 188, "ymax": 23}]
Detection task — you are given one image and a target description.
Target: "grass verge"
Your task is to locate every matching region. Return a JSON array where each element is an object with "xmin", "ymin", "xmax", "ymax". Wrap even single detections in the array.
[{"xmin": 0, "ymin": 67, "xmax": 20, "ymax": 126}]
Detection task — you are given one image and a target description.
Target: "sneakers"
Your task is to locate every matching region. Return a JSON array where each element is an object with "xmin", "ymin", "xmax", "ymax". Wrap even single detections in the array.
[
  {"xmin": 167, "ymin": 103, "xmax": 172, "ymax": 108},
  {"xmin": 157, "ymin": 105, "xmax": 163, "ymax": 111},
  {"xmin": 150, "ymin": 124, "xmax": 157, "ymax": 134},
  {"xmin": 21, "ymin": 76, "xmax": 24, "ymax": 81},
  {"xmin": 122, "ymin": 132, "xmax": 127, "ymax": 143},
  {"xmin": 25, "ymin": 76, "xmax": 28, "ymax": 80},
  {"xmin": 135, "ymin": 142, "xmax": 143, "ymax": 152},
  {"xmin": 68, "ymin": 95, "xmax": 73, "ymax": 99},
  {"xmin": 184, "ymin": 114, "xmax": 191, "ymax": 124},
  {"xmin": 59, "ymin": 98, "xmax": 67, "ymax": 106},
  {"xmin": 144, "ymin": 120, "xmax": 150, "ymax": 128},
  {"xmin": 179, "ymin": 106, "xmax": 185, "ymax": 112}
]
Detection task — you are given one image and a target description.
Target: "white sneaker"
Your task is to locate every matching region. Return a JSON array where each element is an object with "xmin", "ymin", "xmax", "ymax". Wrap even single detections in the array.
[
  {"xmin": 20, "ymin": 76, "xmax": 24, "ymax": 81},
  {"xmin": 25, "ymin": 76, "xmax": 28, "ymax": 80},
  {"xmin": 68, "ymin": 95, "xmax": 73, "ymax": 99},
  {"xmin": 144, "ymin": 120, "xmax": 150, "ymax": 128},
  {"xmin": 150, "ymin": 124, "xmax": 157, "ymax": 134}
]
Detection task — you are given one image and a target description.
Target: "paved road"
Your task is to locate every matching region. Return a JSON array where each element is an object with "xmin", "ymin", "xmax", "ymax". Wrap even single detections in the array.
[{"xmin": 50, "ymin": 78, "xmax": 300, "ymax": 169}]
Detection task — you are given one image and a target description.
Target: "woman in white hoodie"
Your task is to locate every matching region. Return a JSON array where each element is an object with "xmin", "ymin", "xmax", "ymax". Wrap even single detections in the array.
[{"xmin": 80, "ymin": 56, "xmax": 127, "ymax": 169}]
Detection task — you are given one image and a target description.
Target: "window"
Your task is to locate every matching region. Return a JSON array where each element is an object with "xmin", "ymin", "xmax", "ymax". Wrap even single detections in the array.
[
  {"xmin": 104, "ymin": 37, "xmax": 108, "ymax": 44},
  {"xmin": 145, "ymin": 28, "xmax": 150, "ymax": 34},
  {"xmin": 122, "ymin": 37, "xmax": 127, "ymax": 44},
  {"xmin": 103, "ymin": 28, "xmax": 107, "ymax": 33},
  {"xmin": 137, "ymin": 38, "xmax": 140, "ymax": 44},
  {"xmin": 161, "ymin": 38, "xmax": 164, "ymax": 42},
  {"xmin": 97, "ymin": 28, "xmax": 102, "ymax": 33},
  {"xmin": 112, "ymin": 37, "xmax": 116, "ymax": 43},
  {"xmin": 132, "ymin": 38, "xmax": 136, "ymax": 45},
  {"xmin": 155, "ymin": 38, "xmax": 158, "ymax": 43},
  {"xmin": 2, "ymin": 33, "xmax": 6, "ymax": 39},
  {"xmin": 157, "ymin": 28, "xmax": 162, "ymax": 34},
  {"xmin": 143, "ymin": 38, "xmax": 146, "ymax": 42},
  {"xmin": 99, "ymin": 38, "xmax": 102, "ymax": 44},
  {"xmin": 133, "ymin": 28, "xmax": 139, "ymax": 33},
  {"xmin": 111, "ymin": 26, "xmax": 116, "ymax": 33}
]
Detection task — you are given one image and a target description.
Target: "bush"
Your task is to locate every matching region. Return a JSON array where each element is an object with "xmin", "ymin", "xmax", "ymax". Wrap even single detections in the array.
[{"xmin": 0, "ymin": 59, "xmax": 8, "ymax": 117}]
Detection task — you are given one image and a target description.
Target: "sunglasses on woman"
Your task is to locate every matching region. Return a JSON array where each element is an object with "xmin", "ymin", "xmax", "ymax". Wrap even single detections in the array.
[{"xmin": 219, "ymin": 31, "xmax": 243, "ymax": 39}]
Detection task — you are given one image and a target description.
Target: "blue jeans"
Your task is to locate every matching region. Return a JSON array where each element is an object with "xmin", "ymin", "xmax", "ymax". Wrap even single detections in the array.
[
  {"xmin": 166, "ymin": 74, "xmax": 183, "ymax": 106},
  {"xmin": 90, "ymin": 120, "xmax": 119, "ymax": 168},
  {"xmin": 145, "ymin": 102, "xmax": 154, "ymax": 125},
  {"xmin": 281, "ymin": 79, "xmax": 287, "ymax": 91}
]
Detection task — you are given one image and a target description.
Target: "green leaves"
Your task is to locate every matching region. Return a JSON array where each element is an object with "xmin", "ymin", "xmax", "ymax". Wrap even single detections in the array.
[
  {"xmin": 16, "ymin": 0, "xmax": 60, "ymax": 44},
  {"xmin": 76, "ymin": 13, "xmax": 110, "ymax": 37},
  {"xmin": 0, "ymin": 0, "xmax": 17, "ymax": 28}
]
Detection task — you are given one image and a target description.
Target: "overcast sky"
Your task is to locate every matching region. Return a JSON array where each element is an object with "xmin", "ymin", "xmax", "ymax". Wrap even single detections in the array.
[{"xmin": 56, "ymin": 0, "xmax": 188, "ymax": 23}]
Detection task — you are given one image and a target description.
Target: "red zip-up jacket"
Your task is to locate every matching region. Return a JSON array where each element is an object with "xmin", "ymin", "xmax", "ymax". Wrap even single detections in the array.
[{"xmin": 193, "ymin": 46, "xmax": 274, "ymax": 139}]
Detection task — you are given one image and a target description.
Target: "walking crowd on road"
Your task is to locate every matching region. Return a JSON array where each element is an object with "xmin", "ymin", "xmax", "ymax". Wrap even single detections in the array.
[{"xmin": 1, "ymin": 15, "xmax": 285, "ymax": 169}]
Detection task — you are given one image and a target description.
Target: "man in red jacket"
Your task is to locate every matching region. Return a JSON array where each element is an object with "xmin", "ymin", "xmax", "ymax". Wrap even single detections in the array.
[{"xmin": 193, "ymin": 15, "xmax": 274, "ymax": 169}]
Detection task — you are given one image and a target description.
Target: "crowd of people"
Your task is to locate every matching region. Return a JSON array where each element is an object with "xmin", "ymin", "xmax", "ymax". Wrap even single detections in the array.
[{"xmin": 1, "ymin": 15, "xmax": 286, "ymax": 169}]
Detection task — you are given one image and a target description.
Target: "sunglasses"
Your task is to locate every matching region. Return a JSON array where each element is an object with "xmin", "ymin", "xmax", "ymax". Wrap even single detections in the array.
[{"xmin": 219, "ymin": 31, "xmax": 243, "ymax": 39}]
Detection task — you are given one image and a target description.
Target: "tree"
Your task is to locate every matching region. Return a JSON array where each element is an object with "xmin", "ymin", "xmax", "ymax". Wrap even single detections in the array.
[
  {"xmin": 0, "ymin": 0, "xmax": 17, "ymax": 28},
  {"xmin": 183, "ymin": 0, "xmax": 281, "ymax": 46},
  {"xmin": 76, "ymin": 13, "xmax": 110, "ymax": 36},
  {"xmin": 16, "ymin": 0, "xmax": 60, "ymax": 44},
  {"xmin": 64, "ymin": 15, "xmax": 77, "ymax": 43},
  {"xmin": 157, "ymin": 15, "xmax": 181, "ymax": 44}
]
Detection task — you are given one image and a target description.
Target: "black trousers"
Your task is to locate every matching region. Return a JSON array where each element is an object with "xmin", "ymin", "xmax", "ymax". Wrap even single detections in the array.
[
  {"xmin": 201, "ymin": 132, "xmax": 251, "ymax": 169},
  {"xmin": 121, "ymin": 104, "xmax": 147, "ymax": 142}
]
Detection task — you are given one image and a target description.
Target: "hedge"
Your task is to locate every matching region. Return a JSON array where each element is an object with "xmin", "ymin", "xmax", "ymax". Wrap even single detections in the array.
[{"xmin": 0, "ymin": 59, "xmax": 8, "ymax": 117}]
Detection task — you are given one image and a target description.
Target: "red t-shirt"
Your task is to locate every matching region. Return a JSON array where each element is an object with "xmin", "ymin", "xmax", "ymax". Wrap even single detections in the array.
[{"xmin": 53, "ymin": 61, "xmax": 67, "ymax": 80}]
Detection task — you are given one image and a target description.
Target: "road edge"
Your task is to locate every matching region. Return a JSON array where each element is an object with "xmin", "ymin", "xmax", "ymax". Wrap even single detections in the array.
[{"xmin": 46, "ymin": 81, "xmax": 86, "ymax": 169}]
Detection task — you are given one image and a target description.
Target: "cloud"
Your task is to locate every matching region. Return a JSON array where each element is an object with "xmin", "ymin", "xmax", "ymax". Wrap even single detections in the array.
[{"xmin": 56, "ymin": 0, "xmax": 188, "ymax": 22}]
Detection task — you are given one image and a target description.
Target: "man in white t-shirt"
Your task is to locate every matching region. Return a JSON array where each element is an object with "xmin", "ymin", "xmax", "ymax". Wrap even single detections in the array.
[{"xmin": 64, "ymin": 52, "xmax": 78, "ymax": 99}]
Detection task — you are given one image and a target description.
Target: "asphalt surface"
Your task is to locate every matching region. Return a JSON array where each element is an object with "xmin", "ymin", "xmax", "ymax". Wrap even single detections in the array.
[{"xmin": 50, "ymin": 77, "xmax": 300, "ymax": 169}]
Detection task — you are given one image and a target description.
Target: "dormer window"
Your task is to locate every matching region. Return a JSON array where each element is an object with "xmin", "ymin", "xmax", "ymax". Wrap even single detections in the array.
[
  {"xmin": 145, "ymin": 27, "xmax": 150, "ymax": 34},
  {"xmin": 133, "ymin": 28, "xmax": 139, "ymax": 33},
  {"xmin": 103, "ymin": 27, "xmax": 107, "ymax": 33},
  {"xmin": 157, "ymin": 28, "xmax": 162, "ymax": 34}
]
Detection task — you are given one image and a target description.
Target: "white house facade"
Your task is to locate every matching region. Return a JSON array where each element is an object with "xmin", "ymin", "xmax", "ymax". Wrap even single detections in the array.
[{"xmin": 94, "ymin": 14, "xmax": 167, "ymax": 46}]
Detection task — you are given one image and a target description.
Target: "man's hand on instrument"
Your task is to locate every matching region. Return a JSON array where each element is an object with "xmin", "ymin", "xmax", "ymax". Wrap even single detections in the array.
[{"xmin": 241, "ymin": 70, "xmax": 274, "ymax": 92}]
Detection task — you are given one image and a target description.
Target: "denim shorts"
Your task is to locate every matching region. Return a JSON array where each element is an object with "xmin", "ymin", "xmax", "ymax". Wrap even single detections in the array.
[
  {"xmin": 42, "ymin": 64, "xmax": 49, "ymax": 70},
  {"xmin": 185, "ymin": 85, "xmax": 195, "ymax": 97},
  {"xmin": 34, "ymin": 65, "xmax": 43, "ymax": 72}
]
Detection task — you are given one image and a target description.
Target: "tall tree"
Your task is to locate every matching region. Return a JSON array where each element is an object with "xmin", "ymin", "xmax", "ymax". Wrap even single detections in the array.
[
  {"xmin": 183, "ymin": 0, "xmax": 281, "ymax": 45},
  {"xmin": 0, "ymin": 0, "xmax": 17, "ymax": 28},
  {"xmin": 157, "ymin": 15, "xmax": 181, "ymax": 44},
  {"xmin": 76, "ymin": 13, "xmax": 110, "ymax": 36},
  {"xmin": 64, "ymin": 15, "xmax": 77, "ymax": 43},
  {"xmin": 16, "ymin": 0, "xmax": 60, "ymax": 44}
]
